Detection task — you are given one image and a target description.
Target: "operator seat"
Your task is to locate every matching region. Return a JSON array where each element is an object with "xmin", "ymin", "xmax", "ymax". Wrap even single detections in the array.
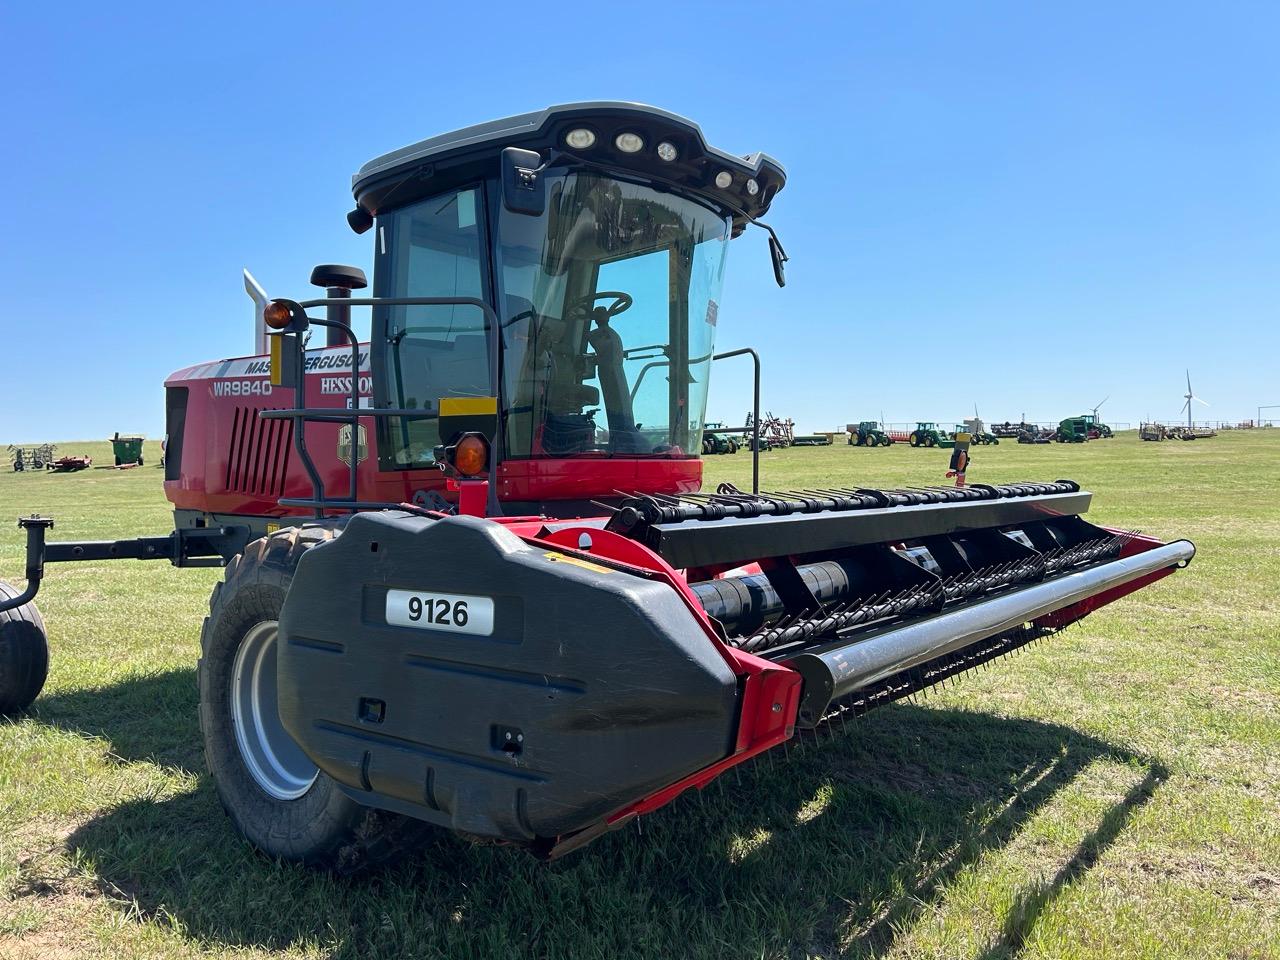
[{"xmin": 585, "ymin": 308, "xmax": 646, "ymax": 453}]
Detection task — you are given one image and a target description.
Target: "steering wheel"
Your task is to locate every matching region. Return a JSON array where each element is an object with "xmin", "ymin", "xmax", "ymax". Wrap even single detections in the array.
[{"xmin": 570, "ymin": 291, "xmax": 632, "ymax": 321}]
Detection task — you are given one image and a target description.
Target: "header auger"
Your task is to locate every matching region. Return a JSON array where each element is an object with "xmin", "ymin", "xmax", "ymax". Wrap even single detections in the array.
[{"xmin": 0, "ymin": 103, "xmax": 1193, "ymax": 871}]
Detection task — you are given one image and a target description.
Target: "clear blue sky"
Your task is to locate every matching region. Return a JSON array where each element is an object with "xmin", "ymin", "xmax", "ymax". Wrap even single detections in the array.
[{"xmin": 2, "ymin": 1, "xmax": 1277, "ymax": 441}]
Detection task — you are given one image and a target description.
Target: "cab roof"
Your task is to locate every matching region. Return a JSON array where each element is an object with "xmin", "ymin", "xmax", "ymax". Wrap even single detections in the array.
[{"xmin": 351, "ymin": 102, "xmax": 786, "ymax": 229}]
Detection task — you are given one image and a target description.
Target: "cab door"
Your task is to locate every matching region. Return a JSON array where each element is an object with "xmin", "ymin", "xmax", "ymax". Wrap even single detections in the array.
[{"xmin": 370, "ymin": 185, "xmax": 496, "ymax": 500}]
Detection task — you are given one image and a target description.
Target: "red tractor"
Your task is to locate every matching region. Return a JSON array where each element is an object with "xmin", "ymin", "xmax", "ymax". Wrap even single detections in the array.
[{"xmin": 0, "ymin": 103, "xmax": 1194, "ymax": 871}]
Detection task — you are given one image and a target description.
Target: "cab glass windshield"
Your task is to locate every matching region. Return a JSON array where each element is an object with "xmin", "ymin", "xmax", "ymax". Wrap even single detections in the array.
[{"xmin": 497, "ymin": 169, "xmax": 730, "ymax": 458}]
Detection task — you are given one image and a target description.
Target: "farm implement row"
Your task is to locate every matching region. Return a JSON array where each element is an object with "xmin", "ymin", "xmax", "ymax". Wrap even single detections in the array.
[{"xmin": 9, "ymin": 444, "xmax": 92, "ymax": 472}]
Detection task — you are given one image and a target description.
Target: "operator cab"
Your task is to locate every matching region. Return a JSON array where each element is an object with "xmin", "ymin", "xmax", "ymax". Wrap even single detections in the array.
[{"xmin": 350, "ymin": 103, "xmax": 786, "ymax": 479}]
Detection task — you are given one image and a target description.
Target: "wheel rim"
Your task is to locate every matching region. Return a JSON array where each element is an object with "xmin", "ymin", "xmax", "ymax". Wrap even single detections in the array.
[{"xmin": 231, "ymin": 620, "xmax": 318, "ymax": 800}]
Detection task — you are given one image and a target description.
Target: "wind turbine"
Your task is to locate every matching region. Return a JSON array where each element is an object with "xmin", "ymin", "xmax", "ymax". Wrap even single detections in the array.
[
  {"xmin": 1181, "ymin": 370, "xmax": 1209, "ymax": 429},
  {"xmin": 1092, "ymin": 396, "xmax": 1109, "ymax": 420}
]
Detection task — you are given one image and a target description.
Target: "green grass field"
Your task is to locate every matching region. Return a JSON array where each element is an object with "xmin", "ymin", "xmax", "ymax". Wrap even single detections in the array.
[{"xmin": 1, "ymin": 432, "xmax": 1277, "ymax": 959}]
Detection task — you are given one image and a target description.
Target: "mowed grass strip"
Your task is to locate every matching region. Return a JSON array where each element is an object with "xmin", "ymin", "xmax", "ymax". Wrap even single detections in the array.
[{"xmin": 0, "ymin": 432, "xmax": 1277, "ymax": 959}]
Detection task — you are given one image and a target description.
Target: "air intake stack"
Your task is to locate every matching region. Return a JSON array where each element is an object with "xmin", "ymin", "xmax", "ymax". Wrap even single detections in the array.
[{"xmin": 309, "ymin": 264, "xmax": 368, "ymax": 348}]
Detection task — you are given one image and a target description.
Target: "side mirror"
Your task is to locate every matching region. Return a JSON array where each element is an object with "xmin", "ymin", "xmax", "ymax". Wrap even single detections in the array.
[
  {"xmin": 347, "ymin": 206, "xmax": 374, "ymax": 234},
  {"xmin": 768, "ymin": 235, "xmax": 787, "ymax": 288},
  {"xmin": 501, "ymin": 147, "xmax": 545, "ymax": 216}
]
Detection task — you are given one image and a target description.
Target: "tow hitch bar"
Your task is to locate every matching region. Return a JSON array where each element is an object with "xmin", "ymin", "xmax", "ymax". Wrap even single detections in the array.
[{"xmin": 0, "ymin": 516, "xmax": 242, "ymax": 615}]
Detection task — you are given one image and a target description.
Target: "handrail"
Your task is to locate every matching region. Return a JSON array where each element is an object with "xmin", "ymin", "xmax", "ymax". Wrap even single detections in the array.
[
  {"xmin": 259, "ymin": 408, "xmax": 438, "ymax": 422},
  {"xmin": 626, "ymin": 346, "xmax": 716, "ymax": 404},
  {"xmin": 264, "ymin": 296, "xmax": 501, "ymax": 518},
  {"xmin": 264, "ymin": 296, "xmax": 761, "ymax": 512},
  {"xmin": 629, "ymin": 348, "xmax": 761, "ymax": 493},
  {"xmin": 711, "ymin": 348, "xmax": 761, "ymax": 495}
]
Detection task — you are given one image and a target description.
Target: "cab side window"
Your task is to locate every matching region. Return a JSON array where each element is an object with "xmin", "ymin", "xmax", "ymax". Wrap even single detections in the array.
[{"xmin": 378, "ymin": 187, "xmax": 492, "ymax": 469}]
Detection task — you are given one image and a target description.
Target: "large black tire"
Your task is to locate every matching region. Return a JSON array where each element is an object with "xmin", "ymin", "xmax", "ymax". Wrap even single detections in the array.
[
  {"xmin": 909, "ymin": 434, "xmax": 920, "ymax": 447},
  {"xmin": 0, "ymin": 582, "xmax": 49, "ymax": 715},
  {"xmin": 198, "ymin": 526, "xmax": 434, "ymax": 871}
]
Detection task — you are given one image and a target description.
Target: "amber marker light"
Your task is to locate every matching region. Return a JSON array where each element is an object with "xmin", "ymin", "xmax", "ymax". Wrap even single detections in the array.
[
  {"xmin": 264, "ymin": 300, "xmax": 293, "ymax": 330},
  {"xmin": 453, "ymin": 435, "xmax": 488, "ymax": 476}
]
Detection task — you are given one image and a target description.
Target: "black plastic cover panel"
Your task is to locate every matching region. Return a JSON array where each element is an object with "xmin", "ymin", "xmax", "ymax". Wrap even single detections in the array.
[{"xmin": 276, "ymin": 512, "xmax": 738, "ymax": 843}]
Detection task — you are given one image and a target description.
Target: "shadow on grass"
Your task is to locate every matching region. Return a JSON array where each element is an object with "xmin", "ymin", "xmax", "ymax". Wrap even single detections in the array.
[
  {"xmin": 55, "ymin": 674, "xmax": 1167, "ymax": 960},
  {"xmin": 34, "ymin": 668, "xmax": 202, "ymax": 773}
]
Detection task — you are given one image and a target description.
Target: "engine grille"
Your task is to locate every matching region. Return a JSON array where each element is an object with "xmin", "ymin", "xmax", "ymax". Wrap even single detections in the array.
[{"xmin": 225, "ymin": 406, "xmax": 293, "ymax": 497}]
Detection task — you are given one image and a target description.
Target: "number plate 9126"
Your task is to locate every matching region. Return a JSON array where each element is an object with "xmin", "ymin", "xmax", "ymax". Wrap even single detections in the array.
[{"xmin": 385, "ymin": 589, "xmax": 494, "ymax": 636}]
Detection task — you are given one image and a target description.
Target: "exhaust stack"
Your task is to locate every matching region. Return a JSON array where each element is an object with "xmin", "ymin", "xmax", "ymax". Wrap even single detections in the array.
[{"xmin": 244, "ymin": 269, "xmax": 269, "ymax": 356}]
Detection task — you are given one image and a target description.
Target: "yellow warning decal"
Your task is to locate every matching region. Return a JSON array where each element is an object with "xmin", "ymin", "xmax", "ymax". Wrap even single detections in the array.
[
  {"xmin": 545, "ymin": 553, "xmax": 613, "ymax": 575},
  {"xmin": 266, "ymin": 522, "xmax": 281, "ymax": 534},
  {"xmin": 439, "ymin": 396, "xmax": 498, "ymax": 417},
  {"xmin": 268, "ymin": 334, "xmax": 284, "ymax": 387}
]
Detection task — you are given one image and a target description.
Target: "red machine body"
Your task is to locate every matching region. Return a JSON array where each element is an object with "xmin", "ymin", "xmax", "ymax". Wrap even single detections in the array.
[{"xmin": 163, "ymin": 344, "xmax": 701, "ymax": 522}]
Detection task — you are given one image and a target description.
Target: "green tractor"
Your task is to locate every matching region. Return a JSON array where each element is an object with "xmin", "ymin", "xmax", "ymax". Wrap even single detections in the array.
[
  {"xmin": 847, "ymin": 421, "xmax": 893, "ymax": 447},
  {"xmin": 1056, "ymin": 417, "xmax": 1090, "ymax": 443},
  {"xmin": 908, "ymin": 422, "xmax": 954, "ymax": 448},
  {"xmin": 1079, "ymin": 414, "xmax": 1113, "ymax": 439},
  {"xmin": 959, "ymin": 424, "xmax": 1000, "ymax": 445},
  {"xmin": 701, "ymin": 423, "xmax": 740, "ymax": 455}
]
